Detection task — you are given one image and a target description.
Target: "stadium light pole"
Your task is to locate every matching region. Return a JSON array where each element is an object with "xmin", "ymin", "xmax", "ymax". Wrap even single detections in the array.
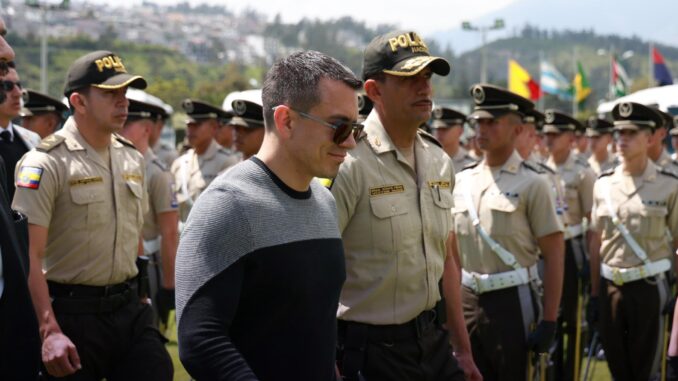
[
  {"xmin": 462, "ymin": 19, "xmax": 505, "ymax": 83},
  {"xmin": 25, "ymin": 0, "xmax": 70, "ymax": 94}
]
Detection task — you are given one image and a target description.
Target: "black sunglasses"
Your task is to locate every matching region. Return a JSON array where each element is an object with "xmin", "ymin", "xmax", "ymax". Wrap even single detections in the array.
[
  {"xmin": 274, "ymin": 106, "xmax": 363, "ymax": 144},
  {"xmin": 0, "ymin": 80, "xmax": 21, "ymax": 92}
]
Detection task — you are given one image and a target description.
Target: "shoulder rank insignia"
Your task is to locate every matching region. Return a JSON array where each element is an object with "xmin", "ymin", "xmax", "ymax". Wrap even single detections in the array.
[
  {"xmin": 521, "ymin": 160, "xmax": 545, "ymax": 174},
  {"xmin": 598, "ymin": 168, "xmax": 615, "ymax": 178},
  {"xmin": 114, "ymin": 133, "xmax": 137, "ymax": 150},
  {"xmin": 417, "ymin": 129, "xmax": 443, "ymax": 148},
  {"xmin": 36, "ymin": 134, "xmax": 65, "ymax": 153},
  {"xmin": 658, "ymin": 168, "xmax": 678, "ymax": 180}
]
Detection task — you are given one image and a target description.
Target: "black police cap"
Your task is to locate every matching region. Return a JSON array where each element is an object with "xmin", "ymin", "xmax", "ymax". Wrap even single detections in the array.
[
  {"xmin": 585, "ymin": 116, "xmax": 614, "ymax": 137},
  {"xmin": 430, "ymin": 106, "xmax": 466, "ymax": 129},
  {"xmin": 127, "ymin": 98, "xmax": 168, "ymax": 121},
  {"xmin": 182, "ymin": 99, "xmax": 230, "ymax": 123},
  {"xmin": 612, "ymin": 102, "xmax": 664, "ymax": 131},
  {"xmin": 542, "ymin": 109, "xmax": 583, "ymax": 133},
  {"xmin": 362, "ymin": 30, "xmax": 450, "ymax": 81},
  {"xmin": 231, "ymin": 99, "xmax": 264, "ymax": 128},
  {"xmin": 468, "ymin": 84, "xmax": 534, "ymax": 120},
  {"xmin": 523, "ymin": 108, "xmax": 545, "ymax": 128},
  {"xmin": 20, "ymin": 89, "xmax": 68, "ymax": 118},
  {"xmin": 656, "ymin": 109, "xmax": 674, "ymax": 130},
  {"xmin": 64, "ymin": 50, "xmax": 146, "ymax": 96}
]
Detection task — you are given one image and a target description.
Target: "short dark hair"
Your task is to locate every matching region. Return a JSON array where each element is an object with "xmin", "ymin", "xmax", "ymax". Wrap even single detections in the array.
[{"xmin": 262, "ymin": 50, "xmax": 362, "ymax": 129}]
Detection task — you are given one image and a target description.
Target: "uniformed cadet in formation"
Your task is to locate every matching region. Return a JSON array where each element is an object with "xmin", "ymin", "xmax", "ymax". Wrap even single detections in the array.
[
  {"xmin": 542, "ymin": 109, "xmax": 596, "ymax": 381},
  {"xmin": 651, "ymin": 109, "xmax": 678, "ymax": 175},
  {"xmin": 357, "ymin": 92, "xmax": 373, "ymax": 123},
  {"xmin": 146, "ymin": 100, "xmax": 178, "ymax": 169},
  {"xmin": 573, "ymin": 120, "xmax": 591, "ymax": 161},
  {"xmin": 588, "ymin": 101, "xmax": 678, "ymax": 381},
  {"xmin": 453, "ymin": 84, "xmax": 565, "ymax": 380},
  {"xmin": 20, "ymin": 88, "xmax": 69, "ymax": 139},
  {"xmin": 121, "ymin": 98, "xmax": 179, "ymax": 329},
  {"xmin": 231, "ymin": 97, "xmax": 265, "ymax": 160},
  {"xmin": 213, "ymin": 108, "xmax": 236, "ymax": 150},
  {"xmin": 171, "ymin": 98, "xmax": 239, "ymax": 222},
  {"xmin": 0, "ymin": 63, "xmax": 41, "ymax": 201},
  {"xmin": 586, "ymin": 116, "xmax": 619, "ymax": 176},
  {"xmin": 429, "ymin": 106, "xmax": 478, "ymax": 173},
  {"xmin": 331, "ymin": 30, "xmax": 481, "ymax": 381},
  {"xmin": 12, "ymin": 50, "xmax": 173, "ymax": 380},
  {"xmin": 671, "ymin": 120, "xmax": 678, "ymax": 161}
]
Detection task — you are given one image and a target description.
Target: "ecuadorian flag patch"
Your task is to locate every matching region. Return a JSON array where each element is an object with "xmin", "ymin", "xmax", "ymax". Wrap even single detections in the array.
[{"xmin": 16, "ymin": 166, "xmax": 43, "ymax": 189}]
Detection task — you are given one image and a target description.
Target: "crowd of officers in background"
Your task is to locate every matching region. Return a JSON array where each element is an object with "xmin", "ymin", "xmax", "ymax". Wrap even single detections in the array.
[{"xmin": 2, "ymin": 23, "xmax": 678, "ymax": 381}]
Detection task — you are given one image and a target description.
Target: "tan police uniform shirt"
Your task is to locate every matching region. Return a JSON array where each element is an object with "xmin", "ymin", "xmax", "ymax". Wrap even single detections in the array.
[
  {"xmin": 588, "ymin": 154, "xmax": 619, "ymax": 176},
  {"xmin": 547, "ymin": 152, "xmax": 596, "ymax": 228},
  {"xmin": 143, "ymin": 148, "xmax": 178, "ymax": 241},
  {"xmin": 654, "ymin": 149, "xmax": 678, "ymax": 176},
  {"xmin": 331, "ymin": 110, "xmax": 455, "ymax": 325},
  {"xmin": 12, "ymin": 118, "xmax": 147, "ymax": 286},
  {"xmin": 153, "ymin": 140, "xmax": 179, "ymax": 169},
  {"xmin": 451, "ymin": 147, "xmax": 478, "ymax": 174},
  {"xmin": 453, "ymin": 151, "xmax": 564, "ymax": 274},
  {"xmin": 526, "ymin": 152, "xmax": 568, "ymax": 227},
  {"xmin": 590, "ymin": 161, "xmax": 678, "ymax": 267},
  {"xmin": 171, "ymin": 139, "xmax": 239, "ymax": 222}
]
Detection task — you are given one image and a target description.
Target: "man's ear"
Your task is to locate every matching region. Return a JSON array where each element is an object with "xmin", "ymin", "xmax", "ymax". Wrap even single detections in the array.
[
  {"xmin": 273, "ymin": 105, "xmax": 293, "ymax": 139},
  {"xmin": 364, "ymin": 79, "xmax": 381, "ymax": 105},
  {"xmin": 69, "ymin": 92, "xmax": 85, "ymax": 115}
]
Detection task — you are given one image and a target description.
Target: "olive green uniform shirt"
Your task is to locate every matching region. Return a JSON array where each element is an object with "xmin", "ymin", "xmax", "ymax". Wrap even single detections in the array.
[
  {"xmin": 590, "ymin": 162, "xmax": 678, "ymax": 267},
  {"xmin": 331, "ymin": 111, "xmax": 455, "ymax": 325},
  {"xmin": 12, "ymin": 118, "xmax": 147, "ymax": 286},
  {"xmin": 453, "ymin": 151, "xmax": 564, "ymax": 274},
  {"xmin": 170, "ymin": 139, "xmax": 239, "ymax": 222}
]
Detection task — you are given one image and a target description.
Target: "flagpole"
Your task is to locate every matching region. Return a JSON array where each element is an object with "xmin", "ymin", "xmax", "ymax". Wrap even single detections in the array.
[
  {"xmin": 649, "ymin": 41, "xmax": 654, "ymax": 88},
  {"xmin": 539, "ymin": 50, "xmax": 545, "ymax": 111},
  {"xmin": 572, "ymin": 47, "xmax": 577, "ymax": 116}
]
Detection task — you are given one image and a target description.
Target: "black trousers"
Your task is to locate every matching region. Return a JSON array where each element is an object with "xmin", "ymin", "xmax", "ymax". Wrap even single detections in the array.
[
  {"xmin": 42, "ymin": 290, "xmax": 173, "ymax": 381},
  {"xmin": 599, "ymin": 276, "xmax": 668, "ymax": 381},
  {"xmin": 463, "ymin": 283, "xmax": 539, "ymax": 381},
  {"xmin": 337, "ymin": 312, "xmax": 464, "ymax": 381}
]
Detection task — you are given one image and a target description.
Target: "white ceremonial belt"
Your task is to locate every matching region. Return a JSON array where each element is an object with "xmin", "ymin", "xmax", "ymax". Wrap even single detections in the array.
[
  {"xmin": 564, "ymin": 224, "xmax": 583, "ymax": 240},
  {"xmin": 462, "ymin": 264, "xmax": 540, "ymax": 294},
  {"xmin": 143, "ymin": 237, "xmax": 161, "ymax": 255},
  {"xmin": 601, "ymin": 258, "xmax": 671, "ymax": 286}
]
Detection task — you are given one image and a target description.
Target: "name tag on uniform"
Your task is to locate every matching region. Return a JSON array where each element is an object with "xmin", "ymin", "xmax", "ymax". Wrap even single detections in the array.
[
  {"xmin": 122, "ymin": 173, "xmax": 143, "ymax": 183},
  {"xmin": 69, "ymin": 176, "xmax": 103, "ymax": 186},
  {"xmin": 370, "ymin": 184, "xmax": 405, "ymax": 197},
  {"xmin": 427, "ymin": 180, "xmax": 451, "ymax": 189}
]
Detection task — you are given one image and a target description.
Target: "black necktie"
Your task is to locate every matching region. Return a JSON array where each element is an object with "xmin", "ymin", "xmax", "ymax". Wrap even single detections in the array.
[{"xmin": 0, "ymin": 130, "xmax": 11, "ymax": 142}]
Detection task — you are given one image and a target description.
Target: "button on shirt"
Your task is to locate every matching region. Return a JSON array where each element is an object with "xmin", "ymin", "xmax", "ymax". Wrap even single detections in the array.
[
  {"xmin": 590, "ymin": 162, "xmax": 678, "ymax": 267},
  {"xmin": 12, "ymin": 118, "xmax": 147, "ymax": 286},
  {"xmin": 331, "ymin": 110, "xmax": 455, "ymax": 325},
  {"xmin": 453, "ymin": 151, "xmax": 564, "ymax": 274}
]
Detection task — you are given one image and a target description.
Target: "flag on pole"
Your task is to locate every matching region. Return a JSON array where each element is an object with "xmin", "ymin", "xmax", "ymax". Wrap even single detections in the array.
[
  {"xmin": 573, "ymin": 61, "xmax": 591, "ymax": 107},
  {"xmin": 611, "ymin": 55, "xmax": 630, "ymax": 98},
  {"xmin": 508, "ymin": 59, "xmax": 541, "ymax": 101},
  {"xmin": 540, "ymin": 60, "xmax": 572, "ymax": 100},
  {"xmin": 653, "ymin": 47, "xmax": 673, "ymax": 86}
]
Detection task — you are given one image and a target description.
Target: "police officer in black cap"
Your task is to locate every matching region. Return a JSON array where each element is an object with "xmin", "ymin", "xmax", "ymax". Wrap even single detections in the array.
[
  {"xmin": 357, "ymin": 93, "xmax": 373, "ymax": 123},
  {"xmin": 429, "ymin": 106, "xmax": 477, "ymax": 173},
  {"xmin": 651, "ymin": 109, "xmax": 678, "ymax": 175},
  {"xmin": 586, "ymin": 117, "xmax": 618, "ymax": 176},
  {"xmin": 20, "ymin": 89, "xmax": 68, "ymax": 139},
  {"xmin": 231, "ymin": 98, "xmax": 264, "ymax": 160},
  {"xmin": 453, "ymin": 84, "xmax": 565, "ymax": 380},
  {"xmin": 171, "ymin": 99, "xmax": 239, "ymax": 222},
  {"xmin": 589, "ymin": 102, "xmax": 678, "ymax": 381}
]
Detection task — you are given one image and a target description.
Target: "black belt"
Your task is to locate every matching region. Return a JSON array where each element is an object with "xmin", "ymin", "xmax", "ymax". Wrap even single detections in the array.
[
  {"xmin": 338, "ymin": 309, "xmax": 438, "ymax": 342},
  {"xmin": 48, "ymin": 279, "xmax": 137, "ymax": 314}
]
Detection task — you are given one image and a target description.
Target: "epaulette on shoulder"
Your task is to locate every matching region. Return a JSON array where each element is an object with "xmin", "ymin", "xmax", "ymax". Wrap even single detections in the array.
[
  {"xmin": 521, "ymin": 160, "xmax": 545, "ymax": 174},
  {"xmin": 36, "ymin": 134, "xmax": 65, "ymax": 152},
  {"xmin": 417, "ymin": 129, "xmax": 442, "ymax": 148},
  {"xmin": 598, "ymin": 168, "xmax": 615, "ymax": 178},
  {"xmin": 537, "ymin": 162, "xmax": 556, "ymax": 174},
  {"xmin": 658, "ymin": 168, "xmax": 678, "ymax": 180},
  {"xmin": 114, "ymin": 134, "xmax": 137, "ymax": 150},
  {"xmin": 152, "ymin": 158, "xmax": 168, "ymax": 171},
  {"xmin": 461, "ymin": 161, "xmax": 480, "ymax": 171}
]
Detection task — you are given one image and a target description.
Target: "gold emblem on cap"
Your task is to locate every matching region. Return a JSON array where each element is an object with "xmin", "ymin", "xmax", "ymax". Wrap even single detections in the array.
[
  {"xmin": 233, "ymin": 100, "xmax": 247, "ymax": 116},
  {"xmin": 433, "ymin": 107, "xmax": 444, "ymax": 119},
  {"xmin": 472, "ymin": 86, "xmax": 485, "ymax": 104},
  {"xmin": 94, "ymin": 55, "xmax": 127, "ymax": 73},
  {"xmin": 387, "ymin": 32, "xmax": 429, "ymax": 53},
  {"xmin": 545, "ymin": 110, "xmax": 555, "ymax": 124},
  {"xmin": 182, "ymin": 99, "xmax": 194, "ymax": 113},
  {"xmin": 400, "ymin": 56, "xmax": 432, "ymax": 71},
  {"xmin": 619, "ymin": 102, "xmax": 633, "ymax": 118},
  {"xmin": 21, "ymin": 89, "xmax": 30, "ymax": 103}
]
